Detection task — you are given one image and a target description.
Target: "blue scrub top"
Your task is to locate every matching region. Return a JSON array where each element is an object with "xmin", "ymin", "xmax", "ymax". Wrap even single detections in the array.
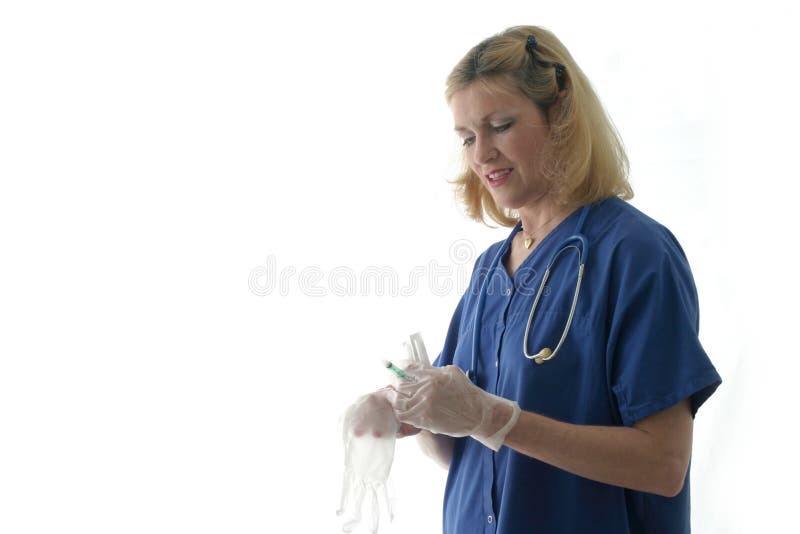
[{"xmin": 432, "ymin": 197, "xmax": 721, "ymax": 534}]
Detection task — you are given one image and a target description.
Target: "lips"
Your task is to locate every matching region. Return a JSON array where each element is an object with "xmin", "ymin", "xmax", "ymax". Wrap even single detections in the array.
[
  {"xmin": 487, "ymin": 168, "xmax": 512, "ymax": 179},
  {"xmin": 485, "ymin": 168, "xmax": 512, "ymax": 187}
]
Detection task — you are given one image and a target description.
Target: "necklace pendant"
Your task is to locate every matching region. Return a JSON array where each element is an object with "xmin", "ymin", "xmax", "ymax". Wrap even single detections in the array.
[{"xmin": 524, "ymin": 237, "xmax": 534, "ymax": 249}]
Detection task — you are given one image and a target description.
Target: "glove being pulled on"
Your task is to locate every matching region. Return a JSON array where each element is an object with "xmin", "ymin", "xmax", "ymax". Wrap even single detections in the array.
[
  {"xmin": 388, "ymin": 363, "xmax": 520, "ymax": 452},
  {"xmin": 337, "ymin": 389, "xmax": 399, "ymax": 533}
]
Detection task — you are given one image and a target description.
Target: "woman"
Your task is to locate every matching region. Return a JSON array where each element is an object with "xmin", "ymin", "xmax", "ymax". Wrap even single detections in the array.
[{"xmin": 388, "ymin": 25, "xmax": 721, "ymax": 533}]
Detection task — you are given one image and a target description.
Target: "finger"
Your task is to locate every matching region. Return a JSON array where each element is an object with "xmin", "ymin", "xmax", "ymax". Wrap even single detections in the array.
[
  {"xmin": 389, "ymin": 384, "xmax": 427, "ymax": 403},
  {"xmin": 337, "ymin": 472, "xmax": 352, "ymax": 516},
  {"xmin": 368, "ymin": 486, "xmax": 379, "ymax": 534},
  {"xmin": 386, "ymin": 388, "xmax": 416, "ymax": 415},
  {"xmin": 402, "ymin": 361, "xmax": 427, "ymax": 374},
  {"xmin": 392, "ymin": 382, "xmax": 435, "ymax": 416},
  {"xmin": 394, "ymin": 376, "xmax": 427, "ymax": 397},
  {"xmin": 395, "ymin": 376, "xmax": 436, "ymax": 400},
  {"xmin": 393, "ymin": 382, "xmax": 436, "ymax": 425},
  {"xmin": 396, "ymin": 423, "xmax": 422, "ymax": 438},
  {"xmin": 384, "ymin": 388, "xmax": 400, "ymax": 406},
  {"xmin": 398, "ymin": 363, "xmax": 439, "ymax": 384},
  {"xmin": 388, "ymin": 380, "xmax": 431, "ymax": 412},
  {"xmin": 342, "ymin": 483, "xmax": 366, "ymax": 532},
  {"xmin": 379, "ymin": 481, "xmax": 394, "ymax": 521},
  {"xmin": 394, "ymin": 396, "xmax": 432, "ymax": 430},
  {"xmin": 388, "ymin": 391, "xmax": 408, "ymax": 413},
  {"xmin": 394, "ymin": 383, "xmax": 423, "ymax": 400},
  {"xmin": 389, "ymin": 390, "xmax": 415, "ymax": 414}
]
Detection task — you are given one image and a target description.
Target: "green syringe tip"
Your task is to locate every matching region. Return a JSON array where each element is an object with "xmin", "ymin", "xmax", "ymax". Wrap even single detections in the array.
[{"xmin": 382, "ymin": 359, "xmax": 416, "ymax": 381}]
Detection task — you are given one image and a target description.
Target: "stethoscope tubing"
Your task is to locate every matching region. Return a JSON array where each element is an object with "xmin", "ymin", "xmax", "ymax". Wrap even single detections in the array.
[{"xmin": 468, "ymin": 205, "xmax": 591, "ymax": 385}]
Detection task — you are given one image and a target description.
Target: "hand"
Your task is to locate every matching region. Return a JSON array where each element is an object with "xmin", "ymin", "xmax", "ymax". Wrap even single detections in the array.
[
  {"xmin": 346, "ymin": 388, "xmax": 400, "ymax": 439},
  {"xmin": 388, "ymin": 363, "xmax": 521, "ymax": 452},
  {"xmin": 337, "ymin": 389, "xmax": 399, "ymax": 533},
  {"xmin": 385, "ymin": 332, "xmax": 430, "ymax": 440},
  {"xmin": 336, "ymin": 333, "xmax": 432, "ymax": 531},
  {"xmin": 349, "ymin": 385, "xmax": 420, "ymax": 439}
]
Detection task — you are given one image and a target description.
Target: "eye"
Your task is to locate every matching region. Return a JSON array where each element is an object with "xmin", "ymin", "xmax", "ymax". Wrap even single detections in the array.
[{"xmin": 459, "ymin": 121, "xmax": 512, "ymax": 147}]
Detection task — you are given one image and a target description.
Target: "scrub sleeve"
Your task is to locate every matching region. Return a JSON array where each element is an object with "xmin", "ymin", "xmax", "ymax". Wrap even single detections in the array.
[{"xmin": 605, "ymin": 230, "xmax": 721, "ymax": 426}]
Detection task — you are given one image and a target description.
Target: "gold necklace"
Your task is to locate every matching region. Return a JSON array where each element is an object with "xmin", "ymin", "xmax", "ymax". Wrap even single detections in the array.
[{"xmin": 521, "ymin": 214, "xmax": 561, "ymax": 249}]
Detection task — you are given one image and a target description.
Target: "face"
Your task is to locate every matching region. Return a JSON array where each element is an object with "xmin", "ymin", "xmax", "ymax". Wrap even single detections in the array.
[{"xmin": 450, "ymin": 79, "xmax": 553, "ymax": 210}]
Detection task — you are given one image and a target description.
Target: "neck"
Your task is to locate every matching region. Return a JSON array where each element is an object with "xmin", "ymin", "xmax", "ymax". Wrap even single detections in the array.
[{"xmin": 517, "ymin": 197, "xmax": 571, "ymax": 241}]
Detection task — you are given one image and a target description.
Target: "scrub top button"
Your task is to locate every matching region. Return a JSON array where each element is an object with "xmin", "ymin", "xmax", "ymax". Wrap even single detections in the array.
[
  {"xmin": 505, "ymin": 288, "xmax": 511, "ymax": 296},
  {"xmin": 487, "ymin": 515, "xmax": 493, "ymax": 524}
]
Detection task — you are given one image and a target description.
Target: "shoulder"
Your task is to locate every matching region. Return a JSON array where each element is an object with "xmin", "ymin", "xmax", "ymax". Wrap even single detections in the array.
[
  {"xmin": 590, "ymin": 197, "xmax": 691, "ymax": 272},
  {"xmin": 589, "ymin": 198, "xmax": 701, "ymax": 321}
]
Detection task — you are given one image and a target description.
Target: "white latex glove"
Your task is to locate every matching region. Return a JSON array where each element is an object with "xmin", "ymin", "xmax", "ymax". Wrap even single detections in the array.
[
  {"xmin": 388, "ymin": 363, "xmax": 521, "ymax": 452},
  {"xmin": 337, "ymin": 389, "xmax": 399, "ymax": 533},
  {"xmin": 389, "ymin": 333, "xmax": 430, "ymax": 438},
  {"xmin": 336, "ymin": 333, "xmax": 434, "ymax": 531}
]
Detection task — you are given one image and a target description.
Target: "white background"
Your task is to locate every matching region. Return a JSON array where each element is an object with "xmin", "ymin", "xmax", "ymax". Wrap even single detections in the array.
[{"xmin": 1, "ymin": 1, "xmax": 799, "ymax": 532}]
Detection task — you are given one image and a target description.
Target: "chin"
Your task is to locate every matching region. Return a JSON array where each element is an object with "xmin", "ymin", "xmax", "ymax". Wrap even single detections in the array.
[
  {"xmin": 492, "ymin": 189, "xmax": 550, "ymax": 212},
  {"xmin": 490, "ymin": 194, "xmax": 526, "ymax": 211}
]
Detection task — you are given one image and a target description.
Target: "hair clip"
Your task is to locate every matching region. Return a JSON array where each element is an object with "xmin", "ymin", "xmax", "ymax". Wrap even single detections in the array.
[
  {"xmin": 555, "ymin": 63, "xmax": 565, "ymax": 78},
  {"xmin": 526, "ymin": 35, "xmax": 538, "ymax": 52}
]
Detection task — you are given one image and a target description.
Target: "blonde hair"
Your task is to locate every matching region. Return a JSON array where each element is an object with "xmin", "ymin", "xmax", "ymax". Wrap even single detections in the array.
[{"xmin": 446, "ymin": 25, "xmax": 633, "ymax": 227}]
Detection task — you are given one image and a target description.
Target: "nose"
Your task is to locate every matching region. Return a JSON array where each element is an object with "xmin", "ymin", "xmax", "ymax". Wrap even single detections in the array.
[{"xmin": 472, "ymin": 135, "xmax": 497, "ymax": 166}]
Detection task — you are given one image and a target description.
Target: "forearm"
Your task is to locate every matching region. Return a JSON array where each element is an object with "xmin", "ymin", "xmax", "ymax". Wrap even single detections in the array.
[
  {"xmin": 503, "ymin": 410, "xmax": 689, "ymax": 497},
  {"xmin": 416, "ymin": 430, "xmax": 454, "ymax": 470}
]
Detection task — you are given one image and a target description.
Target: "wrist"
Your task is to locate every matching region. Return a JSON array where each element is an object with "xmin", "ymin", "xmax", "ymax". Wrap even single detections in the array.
[{"xmin": 474, "ymin": 393, "xmax": 521, "ymax": 451}]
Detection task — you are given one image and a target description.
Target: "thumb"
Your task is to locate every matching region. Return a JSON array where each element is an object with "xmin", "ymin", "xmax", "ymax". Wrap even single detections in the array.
[{"xmin": 396, "ymin": 422, "xmax": 422, "ymax": 438}]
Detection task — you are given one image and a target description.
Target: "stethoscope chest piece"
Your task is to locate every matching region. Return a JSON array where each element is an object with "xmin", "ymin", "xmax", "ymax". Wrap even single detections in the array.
[{"xmin": 529, "ymin": 347, "xmax": 552, "ymax": 365}]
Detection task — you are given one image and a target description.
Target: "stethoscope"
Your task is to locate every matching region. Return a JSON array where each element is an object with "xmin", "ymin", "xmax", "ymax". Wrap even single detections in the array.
[{"xmin": 467, "ymin": 204, "xmax": 591, "ymax": 385}]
